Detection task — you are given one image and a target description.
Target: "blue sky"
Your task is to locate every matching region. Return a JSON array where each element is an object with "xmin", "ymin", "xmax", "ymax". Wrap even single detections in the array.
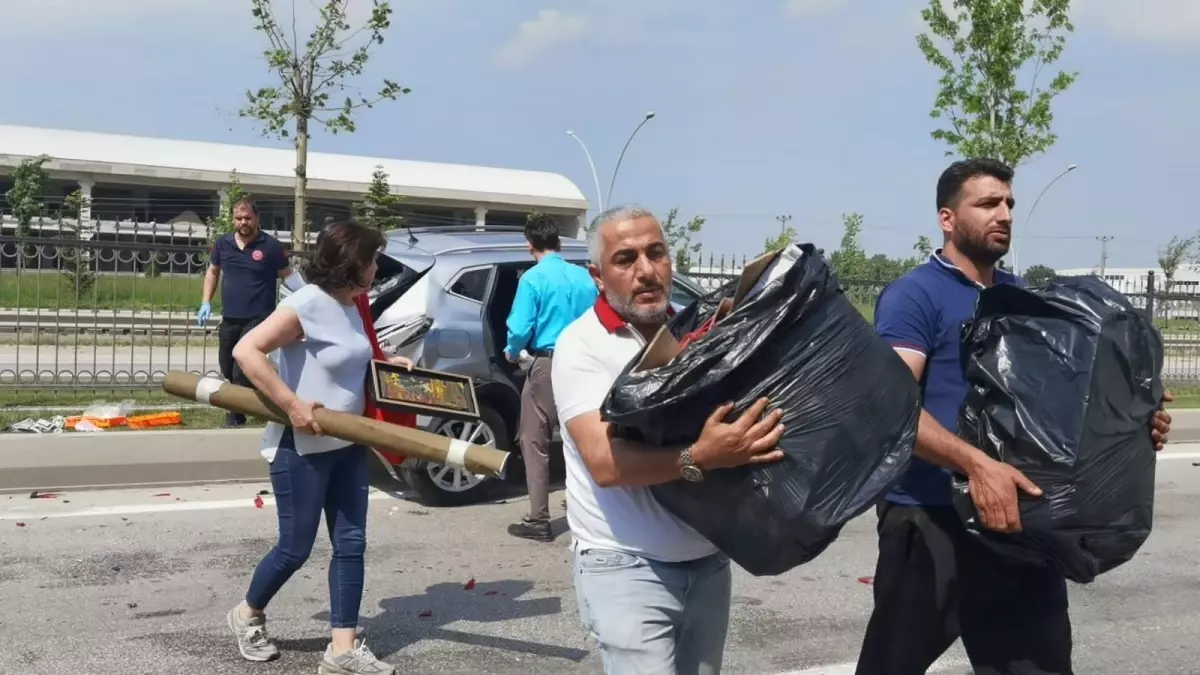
[{"xmin": 0, "ymin": 0, "xmax": 1196, "ymax": 271}]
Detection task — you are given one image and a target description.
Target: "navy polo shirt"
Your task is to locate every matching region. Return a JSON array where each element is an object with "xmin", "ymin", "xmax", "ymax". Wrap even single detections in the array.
[
  {"xmin": 210, "ymin": 231, "xmax": 289, "ymax": 319},
  {"xmin": 873, "ymin": 251, "xmax": 1023, "ymax": 506}
]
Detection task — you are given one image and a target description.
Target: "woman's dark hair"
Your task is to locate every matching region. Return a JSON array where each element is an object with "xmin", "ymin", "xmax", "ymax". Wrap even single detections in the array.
[{"xmin": 305, "ymin": 219, "xmax": 386, "ymax": 291}]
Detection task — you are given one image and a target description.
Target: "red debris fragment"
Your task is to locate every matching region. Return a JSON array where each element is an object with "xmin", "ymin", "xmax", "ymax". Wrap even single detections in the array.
[
  {"xmin": 152, "ymin": 493, "xmax": 171, "ymax": 497},
  {"xmin": 30, "ymin": 491, "xmax": 60, "ymax": 499},
  {"xmin": 463, "ymin": 578, "xmax": 476, "ymax": 590},
  {"xmin": 253, "ymin": 495, "xmax": 264, "ymax": 509},
  {"xmin": 417, "ymin": 610, "xmax": 433, "ymax": 619},
  {"xmin": 15, "ymin": 522, "xmax": 25, "ymax": 527},
  {"xmin": 857, "ymin": 576, "xmax": 874, "ymax": 585}
]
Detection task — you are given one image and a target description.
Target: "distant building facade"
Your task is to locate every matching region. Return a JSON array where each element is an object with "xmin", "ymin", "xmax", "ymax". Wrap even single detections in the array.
[{"xmin": 0, "ymin": 124, "xmax": 590, "ymax": 243}]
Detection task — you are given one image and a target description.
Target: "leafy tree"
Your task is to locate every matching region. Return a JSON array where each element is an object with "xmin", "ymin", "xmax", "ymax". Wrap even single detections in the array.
[
  {"xmin": 829, "ymin": 213, "xmax": 870, "ymax": 279},
  {"xmin": 1022, "ymin": 263, "xmax": 1057, "ymax": 287},
  {"xmin": 917, "ymin": 0, "xmax": 1077, "ymax": 167},
  {"xmin": 57, "ymin": 189, "xmax": 96, "ymax": 295},
  {"xmin": 355, "ymin": 166, "xmax": 406, "ymax": 230},
  {"xmin": 762, "ymin": 224, "xmax": 798, "ymax": 255},
  {"xmin": 1159, "ymin": 235, "xmax": 1195, "ymax": 294},
  {"xmin": 204, "ymin": 172, "xmax": 249, "ymax": 256},
  {"xmin": 913, "ymin": 235, "xmax": 933, "ymax": 259},
  {"xmin": 240, "ymin": 0, "xmax": 409, "ymax": 251},
  {"xmin": 5, "ymin": 155, "xmax": 50, "ymax": 268},
  {"xmin": 660, "ymin": 207, "xmax": 705, "ymax": 271}
]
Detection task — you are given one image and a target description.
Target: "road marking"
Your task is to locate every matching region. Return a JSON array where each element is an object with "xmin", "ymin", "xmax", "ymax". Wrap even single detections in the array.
[
  {"xmin": 1159, "ymin": 451, "xmax": 1200, "ymax": 461},
  {"xmin": 772, "ymin": 654, "xmax": 969, "ymax": 674},
  {"xmin": 0, "ymin": 489, "xmax": 401, "ymax": 521}
]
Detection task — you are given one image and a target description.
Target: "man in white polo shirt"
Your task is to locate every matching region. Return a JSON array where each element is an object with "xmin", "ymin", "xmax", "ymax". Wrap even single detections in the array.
[{"xmin": 552, "ymin": 204, "xmax": 787, "ymax": 674}]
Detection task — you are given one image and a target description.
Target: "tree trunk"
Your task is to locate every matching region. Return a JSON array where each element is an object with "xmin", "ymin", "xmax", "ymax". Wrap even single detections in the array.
[{"xmin": 292, "ymin": 115, "xmax": 310, "ymax": 252}]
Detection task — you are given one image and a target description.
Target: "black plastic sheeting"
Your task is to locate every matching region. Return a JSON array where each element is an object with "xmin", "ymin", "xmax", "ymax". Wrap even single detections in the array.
[
  {"xmin": 954, "ymin": 275, "xmax": 1165, "ymax": 584},
  {"xmin": 600, "ymin": 244, "xmax": 920, "ymax": 576}
]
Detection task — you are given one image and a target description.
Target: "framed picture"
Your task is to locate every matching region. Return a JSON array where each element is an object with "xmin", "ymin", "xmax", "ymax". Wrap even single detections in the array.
[{"xmin": 368, "ymin": 360, "xmax": 480, "ymax": 421}]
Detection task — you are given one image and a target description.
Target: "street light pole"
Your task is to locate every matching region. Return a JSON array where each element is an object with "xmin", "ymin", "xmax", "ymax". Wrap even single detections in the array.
[
  {"xmin": 566, "ymin": 130, "xmax": 604, "ymax": 214},
  {"xmin": 606, "ymin": 111, "xmax": 656, "ymax": 208},
  {"xmin": 1011, "ymin": 163, "xmax": 1078, "ymax": 274}
]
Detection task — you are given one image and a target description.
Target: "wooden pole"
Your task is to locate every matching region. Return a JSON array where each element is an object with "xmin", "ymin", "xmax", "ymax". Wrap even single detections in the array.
[{"xmin": 162, "ymin": 371, "xmax": 509, "ymax": 478}]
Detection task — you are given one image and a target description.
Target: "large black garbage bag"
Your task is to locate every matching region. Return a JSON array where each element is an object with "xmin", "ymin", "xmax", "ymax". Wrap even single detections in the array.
[
  {"xmin": 599, "ymin": 244, "xmax": 920, "ymax": 576},
  {"xmin": 955, "ymin": 274, "xmax": 1164, "ymax": 584}
]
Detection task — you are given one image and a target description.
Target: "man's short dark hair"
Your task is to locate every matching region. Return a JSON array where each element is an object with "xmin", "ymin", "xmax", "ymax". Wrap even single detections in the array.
[
  {"xmin": 936, "ymin": 158, "xmax": 1014, "ymax": 210},
  {"xmin": 524, "ymin": 214, "xmax": 561, "ymax": 252},
  {"xmin": 305, "ymin": 219, "xmax": 386, "ymax": 291},
  {"xmin": 231, "ymin": 197, "xmax": 258, "ymax": 215}
]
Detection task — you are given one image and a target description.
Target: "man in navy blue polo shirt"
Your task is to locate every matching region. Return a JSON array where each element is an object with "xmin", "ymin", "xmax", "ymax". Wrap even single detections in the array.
[
  {"xmin": 198, "ymin": 198, "xmax": 304, "ymax": 427},
  {"xmin": 854, "ymin": 158, "xmax": 1174, "ymax": 675}
]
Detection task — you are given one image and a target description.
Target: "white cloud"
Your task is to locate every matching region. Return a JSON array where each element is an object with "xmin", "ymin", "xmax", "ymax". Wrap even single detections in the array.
[
  {"xmin": 494, "ymin": 8, "xmax": 588, "ymax": 69},
  {"xmin": 1076, "ymin": 0, "xmax": 1200, "ymax": 45},
  {"xmin": 783, "ymin": 0, "xmax": 846, "ymax": 19}
]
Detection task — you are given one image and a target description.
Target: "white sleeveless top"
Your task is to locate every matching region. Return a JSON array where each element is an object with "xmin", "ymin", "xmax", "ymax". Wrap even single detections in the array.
[{"xmin": 259, "ymin": 284, "xmax": 374, "ymax": 462}]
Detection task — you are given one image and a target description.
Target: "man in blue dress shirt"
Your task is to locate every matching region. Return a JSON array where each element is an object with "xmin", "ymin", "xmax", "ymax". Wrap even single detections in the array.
[{"xmin": 504, "ymin": 214, "xmax": 598, "ymax": 542}]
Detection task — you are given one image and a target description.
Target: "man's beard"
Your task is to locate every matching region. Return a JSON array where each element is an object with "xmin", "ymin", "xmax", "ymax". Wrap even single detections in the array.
[
  {"xmin": 606, "ymin": 283, "xmax": 672, "ymax": 326},
  {"xmin": 953, "ymin": 227, "xmax": 1008, "ymax": 267}
]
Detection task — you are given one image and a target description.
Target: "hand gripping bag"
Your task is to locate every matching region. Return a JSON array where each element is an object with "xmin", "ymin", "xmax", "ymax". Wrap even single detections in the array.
[
  {"xmin": 599, "ymin": 244, "xmax": 920, "ymax": 575},
  {"xmin": 954, "ymin": 274, "xmax": 1165, "ymax": 583}
]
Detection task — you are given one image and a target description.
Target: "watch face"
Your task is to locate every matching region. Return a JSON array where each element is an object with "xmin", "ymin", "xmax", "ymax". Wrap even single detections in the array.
[{"xmin": 681, "ymin": 465, "xmax": 704, "ymax": 482}]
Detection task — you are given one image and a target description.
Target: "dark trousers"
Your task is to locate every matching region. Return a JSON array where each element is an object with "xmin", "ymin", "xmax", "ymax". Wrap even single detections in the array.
[
  {"xmin": 520, "ymin": 355, "xmax": 557, "ymax": 523},
  {"xmin": 855, "ymin": 502, "xmax": 1073, "ymax": 675},
  {"xmin": 217, "ymin": 315, "xmax": 267, "ymax": 424},
  {"xmin": 245, "ymin": 430, "xmax": 370, "ymax": 629}
]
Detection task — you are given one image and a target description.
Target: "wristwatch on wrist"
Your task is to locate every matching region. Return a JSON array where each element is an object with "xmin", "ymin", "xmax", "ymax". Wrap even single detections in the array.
[{"xmin": 678, "ymin": 446, "xmax": 704, "ymax": 482}]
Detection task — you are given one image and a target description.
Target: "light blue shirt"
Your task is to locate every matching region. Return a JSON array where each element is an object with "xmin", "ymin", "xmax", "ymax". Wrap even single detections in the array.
[
  {"xmin": 259, "ymin": 284, "xmax": 373, "ymax": 462},
  {"xmin": 505, "ymin": 252, "xmax": 598, "ymax": 357}
]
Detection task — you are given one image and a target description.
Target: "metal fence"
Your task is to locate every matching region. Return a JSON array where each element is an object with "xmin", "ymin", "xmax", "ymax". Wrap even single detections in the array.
[{"xmin": 3, "ymin": 225, "xmax": 1199, "ymax": 408}]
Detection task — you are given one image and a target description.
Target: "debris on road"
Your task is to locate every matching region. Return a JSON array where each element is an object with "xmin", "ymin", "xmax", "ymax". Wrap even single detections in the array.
[
  {"xmin": 253, "ymin": 495, "xmax": 264, "ymax": 508},
  {"xmin": 464, "ymin": 578, "xmax": 476, "ymax": 590}
]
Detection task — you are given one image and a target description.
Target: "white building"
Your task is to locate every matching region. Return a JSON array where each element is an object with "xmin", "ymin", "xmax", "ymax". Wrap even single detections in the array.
[{"xmin": 0, "ymin": 124, "xmax": 590, "ymax": 241}]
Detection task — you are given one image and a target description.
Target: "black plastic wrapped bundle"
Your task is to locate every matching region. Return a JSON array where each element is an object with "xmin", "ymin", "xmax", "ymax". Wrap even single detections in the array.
[
  {"xmin": 955, "ymin": 274, "xmax": 1165, "ymax": 584},
  {"xmin": 599, "ymin": 244, "xmax": 920, "ymax": 576}
]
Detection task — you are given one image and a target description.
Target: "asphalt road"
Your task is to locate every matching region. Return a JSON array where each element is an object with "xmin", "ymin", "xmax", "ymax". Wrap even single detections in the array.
[{"xmin": 3, "ymin": 446, "xmax": 1199, "ymax": 675}]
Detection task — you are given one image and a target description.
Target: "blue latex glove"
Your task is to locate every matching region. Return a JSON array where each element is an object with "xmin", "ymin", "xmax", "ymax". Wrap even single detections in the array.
[{"xmin": 197, "ymin": 302, "xmax": 212, "ymax": 326}]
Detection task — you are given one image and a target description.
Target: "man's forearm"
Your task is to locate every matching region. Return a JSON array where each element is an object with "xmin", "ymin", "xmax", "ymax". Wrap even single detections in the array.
[
  {"xmin": 914, "ymin": 408, "xmax": 987, "ymax": 474},
  {"xmin": 600, "ymin": 438, "xmax": 688, "ymax": 487},
  {"xmin": 202, "ymin": 269, "xmax": 218, "ymax": 304}
]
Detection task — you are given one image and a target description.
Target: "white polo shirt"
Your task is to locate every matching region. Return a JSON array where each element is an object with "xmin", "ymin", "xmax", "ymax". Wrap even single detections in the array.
[{"xmin": 552, "ymin": 296, "xmax": 718, "ymax": 563}]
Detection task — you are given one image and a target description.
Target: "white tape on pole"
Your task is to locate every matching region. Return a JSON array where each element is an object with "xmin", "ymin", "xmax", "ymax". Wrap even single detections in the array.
[
  {"xmin": 445, "ymin": 439, "xmax": 469, "ymax": 469},
  {"xmin": 195, "ymin": 376, "xmax": 224, "ymax": 405}
]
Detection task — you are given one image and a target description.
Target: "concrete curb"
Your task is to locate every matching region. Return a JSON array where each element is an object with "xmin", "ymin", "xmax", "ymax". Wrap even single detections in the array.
[{"xmin": 0, "ymin": 428, "xmax": 267, "ymax": 494}]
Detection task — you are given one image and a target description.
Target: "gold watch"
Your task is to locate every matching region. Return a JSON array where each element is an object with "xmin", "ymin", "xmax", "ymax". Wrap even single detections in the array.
[{"xmin": 678, "ymin": 446, "xmax": 704, "ymax": 482}]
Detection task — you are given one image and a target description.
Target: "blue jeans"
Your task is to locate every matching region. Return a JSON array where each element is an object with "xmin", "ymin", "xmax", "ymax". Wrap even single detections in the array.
[
  {"xmin": 245, "ymin": 429, "xmax": 370, "ymax": 629},
  {"xmin": 573, "ymin": 546, "xmax": 733, "ymax": 675}
]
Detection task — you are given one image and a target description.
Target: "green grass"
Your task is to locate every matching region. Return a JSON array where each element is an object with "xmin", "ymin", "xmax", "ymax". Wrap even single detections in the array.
[{"xmin": 0, "ymin": 270, "xmax": 218, "ymax": 312}]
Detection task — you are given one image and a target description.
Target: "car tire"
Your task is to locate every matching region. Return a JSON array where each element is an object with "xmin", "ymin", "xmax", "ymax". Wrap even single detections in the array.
[{"xmin": 402, "ymin": 404, "xmax": 511, "ymax": 507}]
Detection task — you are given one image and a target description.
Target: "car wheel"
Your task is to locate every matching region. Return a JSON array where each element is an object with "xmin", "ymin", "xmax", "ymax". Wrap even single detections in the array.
[{"xmin": 402, "ymin": 404, "xmax": 510, "ymax": 507}]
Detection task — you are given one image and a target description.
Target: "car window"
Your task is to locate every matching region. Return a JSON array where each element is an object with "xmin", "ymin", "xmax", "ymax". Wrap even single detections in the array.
[{"xmin": 449, "ymin": 268, "xmax": 491, "ymax": 302}]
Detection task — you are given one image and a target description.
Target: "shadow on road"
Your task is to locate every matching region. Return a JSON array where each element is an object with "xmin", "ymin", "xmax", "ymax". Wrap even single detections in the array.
[{"xmin": 278, "ymin": 579, "xmax": 589, "ymax": 663}]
